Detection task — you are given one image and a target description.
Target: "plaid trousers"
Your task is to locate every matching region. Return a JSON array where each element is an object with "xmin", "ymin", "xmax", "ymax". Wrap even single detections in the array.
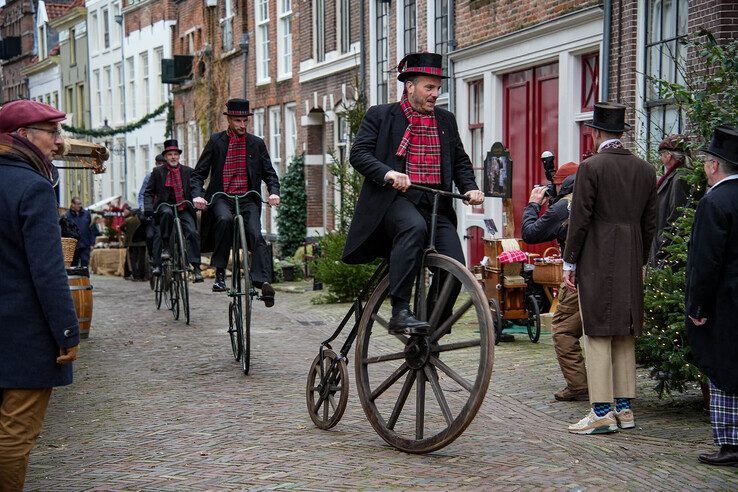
[{"xmin": 709, "ymin": 380, "xmax": 738, "ymax": 446}]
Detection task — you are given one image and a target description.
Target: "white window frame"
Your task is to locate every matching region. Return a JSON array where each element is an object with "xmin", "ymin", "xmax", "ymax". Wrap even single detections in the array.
[
  {"xmin": 188, "ymin": 121, "xmax": 199, "ymax": 166},
  {"xmin": 338, "ymin": 0, "xmax": 350, "ymax": 54},
  {"xmin": 221, "ymin": 0, "xmax": 235, "ymax": 52},
  {"xmin": 284, "ymin": 103, "xmax": 297, "ymax": 164},
  {"xmin": 103, "ymin": 66, "xmax": 113, "ymax": 124},
  {"xmin": 102, "ymin": 7, "xmax": 111, "ymax": 50},
  {"xmin": 126, "ymin": 57, "xmax": 135, "ymax": 118},
  {"xmin": 255, "ymin": 0, "xmax": 271, "ymax": 83},
  {"xmin": 93, "ymin": 69, "xmax": 102, "ymax": 126},
  {"xmin": 115, "ymin": 62, "xmax": 124, "ymax": 124},
  {"xmin": 277, "ymin": 0, "xmax": 293, "ymax": 79},
  {"xmin": 140, "ymin": 52, "xmax": 150, "ymax": 114},
  {"xmin": 154, "ymin": 47, "xmax": 165, "ymax": 106},
  {"xmin": 314, "ymin": 0, "xmax": 325, "ymax": 62},
  {"xmin": 111, "ymin": 3, "xmax": 121, "ymax": 49},
  {"xmin": 252, "ymin": 109, "xmax": 265, "ymax": 139},
  {"xmin": 89, "ymin": 11, "xmax": 98, "ymax": 54},
  {"xmin": 269, "ymin": 106, "xmax": 282, "ymax": 167}
]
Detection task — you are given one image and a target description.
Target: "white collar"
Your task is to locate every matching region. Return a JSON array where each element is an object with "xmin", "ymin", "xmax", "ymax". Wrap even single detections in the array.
[
  {"xmin": 707, "ymin": 174, "xmax": 738, "ymax": 193},
  {"xmin": 598, "ymin": 139, "xmax": 622, "ymax": 152}
]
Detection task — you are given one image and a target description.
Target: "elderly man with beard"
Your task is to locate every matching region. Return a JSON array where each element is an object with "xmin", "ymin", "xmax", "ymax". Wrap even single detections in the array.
[
  {"xmin": 0, "ymin": 99, "xmax": 80, "ymax": 491},
  {"xmin": 342, "ymin": 52, "xmax": 484, "ymax": 334}
]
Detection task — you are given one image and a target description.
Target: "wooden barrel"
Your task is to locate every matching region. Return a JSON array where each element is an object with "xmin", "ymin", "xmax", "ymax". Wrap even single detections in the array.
[{"xmin": 67, "ymin": 267, "xmax": 93, "ymax": 339}]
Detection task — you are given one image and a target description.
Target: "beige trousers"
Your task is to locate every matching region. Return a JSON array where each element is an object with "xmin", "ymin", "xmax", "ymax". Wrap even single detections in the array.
[
  {"xmin": 582, "ymin": 335, "xmax": 636, "ymax": 404},
  {"xmin": 0, "ymin": 388, "xmax": 53, "ymax": 492}
]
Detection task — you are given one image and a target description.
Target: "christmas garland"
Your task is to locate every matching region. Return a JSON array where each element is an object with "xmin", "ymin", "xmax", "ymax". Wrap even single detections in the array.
[{"xmin": 61, "ymin": 102, "xmax": 171, "ymax": 137}]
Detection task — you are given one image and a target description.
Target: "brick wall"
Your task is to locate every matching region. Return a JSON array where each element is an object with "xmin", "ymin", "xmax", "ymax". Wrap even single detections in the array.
[
  {"xmin": 123, "ymin": 0, "xmax": 174, "ymax": 34},
  {"xmin": 0, "ymin": 0, "xmax": 37, "ymax": 101}
]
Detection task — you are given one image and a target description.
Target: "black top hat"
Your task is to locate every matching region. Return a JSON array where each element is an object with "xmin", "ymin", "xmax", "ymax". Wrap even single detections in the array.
[
  {"xmin": 585, "ymin": 102, "xmax": 632, "ymax": 133},
  {"xmin": 703, "ymin": 126, "xmax": 738, "ymax": 166},
  {"xmin": 397, "ymin": 52, "xmax": 448, "ymax": 82},
  {"xmin": 223, "ymin": 99, "xmax": 254, "ymax": 117},
  {"xmin": 155, "ymin": 153, "xmax": 167, "ymax": 163},
  {"xmin": 162, "ymin": 139, "xmax": 183, "ymax": 155}
]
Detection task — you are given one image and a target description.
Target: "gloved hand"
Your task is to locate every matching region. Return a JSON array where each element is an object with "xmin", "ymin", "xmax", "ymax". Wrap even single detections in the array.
[{"xmin": 144, "ymin": 210, "xmax": 154, "ymax": 219}]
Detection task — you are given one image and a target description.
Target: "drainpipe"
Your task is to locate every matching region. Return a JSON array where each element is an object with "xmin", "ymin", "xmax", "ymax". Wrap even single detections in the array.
[
  {"xmin": 601, "ymin": 0, "xmax": 612, "ymax": 101},
  {"xmin": 448, "ymin": 0, "xmax": 456, "ymax": 114},
  {"xmin": 359, "ymin": 0, "xmax": 366, "ymax": 94},
  {"xmin": 240, "ymin": 31, "xmax": 249, "ymax": 99}
]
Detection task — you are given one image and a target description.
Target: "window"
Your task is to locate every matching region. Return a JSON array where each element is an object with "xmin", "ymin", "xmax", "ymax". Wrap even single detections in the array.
[
  {"xmin": 94, "ymin": 70, "xmax": 102, "ymax": 126},
  {"xmin": 126, "ymin": 57, "xmax": 135, "ymax": 118},
  {"xmin": 339, "ymin": 0, "xmax": 351, "ymax": 54},
  {"xmin": 127, "ymin": 146, "xmax": 136, "ymax": 197},
  {"xmin": 139, "ymin": 145, "xmax": 149, "ymax": 190},
  {"xmin": 90, "ymin": 12, "xmax": 98, "ymax": 53},
  {"xmin": 39, "ymin": 24, "xmax": 48, "ymax": 59},
  {"xmin": 580, "ymin": 52, "xmax": 599, "ymax": 159},
  {"xmin": 141, "ymin": 52, "xmax": 150, "ymax": 114},
  {"xmin": 65, "ymin": 86, "xmax": 74, "ymax": 118},
  {"xmin": 375, "ymin": 1, "xmax": 389, "ymax": 104},
  {"xmin": 69, "ymin": 28, "xmax": 77, "ymax": 65},
  {"xmin": 277, "ymin": 0, "xmax": 292, "ymax": 77},
  {"xmin": 468, "ymin": 80, "xmax": 484, "ymax": 213},
  {"xmin": 315, "ymin": 0, "xmax": 325, "ymax": 62},
  {"xmin": 643, "ymin": 0, "xmax": 688, "ymax": 149},
  {"xmin": 255, "ymin": 0, "xmax": 270, "ymax": 82},
  {"xmin": 112, "ymin": 3, "xmax": 121, "ymax": 48},
  {"xmin": 188, "ymin": 121, "xmax": 199, "ymax": 165},
  {"xmin": 76, "ymin": 84, "xmax": 85, "ymax": 128},
  {"xmin": 154, "ymin": 48, "xmax": 166, "ymax": 105},
  {"xmin": 252, "ymin": 109, "xmax": 265, "ymax": 138},
  {"xmin": 404, "ymin": 0, "xmax": 417, "ymax": 54},
  {"xmin": 269, "ymin": 106, "xmax": 282, "ymax": 167},
  {"xmin": 102, "ymin": 8, "xmax": 110, "ymax": 49},
  {"xmin": 284, "ymin": 104, "xmax": 297, "ymax": 164},
  {"xmin": 434, "ymin": 0, "xmax": 449, "ymax": 93},
  {"xmin": 104, "ymin": 67, "xmax": 113, "ymax": 123},
  {"xmin": 115, "ymin": 62, "xmax": 124, "ymax": 123},
  {"xmin": 53, "ymin": 91, "xmax": 59, "ymax": 109},
  {"xmin": 221, "ymin": 0, "xmax": 235, "ymax": 52}
]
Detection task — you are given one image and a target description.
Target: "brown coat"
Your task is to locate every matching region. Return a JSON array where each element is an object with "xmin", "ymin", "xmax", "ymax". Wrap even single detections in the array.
[{"xmin": 563, "ymin": 147, "xmax": 657, "ymax": 337}]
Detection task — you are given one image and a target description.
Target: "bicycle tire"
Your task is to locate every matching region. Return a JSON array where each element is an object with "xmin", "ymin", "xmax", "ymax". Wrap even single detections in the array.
[
  {"xmin": 169, "ymin": 234, "xmax": 180, "ymax": 321},
  {"xmin": 154, "ymin": 274, "xmax": 163, "ymax": 309},
  {"xmin": 235, "ymin": 214, "xmax": 252, "ymax": 375},
  {"xmin": 228, "ymin": 301, "xmax": 241, "ymax": 360},
  {"xmin": 175, "ymin": 219, "xmax": 190, "ymax": 325}
]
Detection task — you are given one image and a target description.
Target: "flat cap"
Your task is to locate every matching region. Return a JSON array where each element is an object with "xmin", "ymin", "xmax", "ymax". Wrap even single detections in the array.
[{"xmin": 0, "ymin": 99, "xmax": 66, "ymax": 133}]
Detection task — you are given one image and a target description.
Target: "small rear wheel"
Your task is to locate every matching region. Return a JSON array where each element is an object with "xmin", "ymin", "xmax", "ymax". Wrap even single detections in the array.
[
  {"xmin": 527, "ymin": 295, "xmax": 541, "ymax": 343},
  {"xmin": 489, "ymin": 298, "xmax": 503, "ymax": 346},
  {"xmin": 228, "ymin": 301, "xmax": 241, "ymax": 360},
  {"xmin": 306, "ymin": 349, "xmax": 349, "ymax": 429}
]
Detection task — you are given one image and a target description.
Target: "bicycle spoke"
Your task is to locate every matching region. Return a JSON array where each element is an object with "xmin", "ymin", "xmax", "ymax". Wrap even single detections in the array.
[
  {"xmin": 329, "ymin": 394, "xmax": 337, "ymax": 412},
  {"xmin": 430, "ymin": 355, "xmax": 473, "ymax": 392},
  {"xmin": 371, "ymin": 312, "xmax": 408, "ymax": 344},
  {"xmin": 387, "ymin": 370, "xmax": 416, "ymax": 430},
  {"xmin": 363, "ymin": 351, "xmax": 406, "ymax": 365},
  {"xmin": 322, "ymin": 394, "xmax": 329, "ymax": 421},
  {"xmin": 436, "ymin": 339, "xmax": 481, "ymax": 352},
  {"xmin": 370, "ymin": 362, "xmax": 409, "ymax": 401},
  {"xmin": 428, "ymin": 273, "xmax": 456, "ymax": 328},
  {"xmin": 424, "ymin": 365, "xmax": 453, "ymax": 426},
  {"xmin": 416, "ymin": 369, "xmax": 426, "ymax": 440},
  {"xmin": 430, "ymin": 298, "xmax": 474, "ymax": 342}
]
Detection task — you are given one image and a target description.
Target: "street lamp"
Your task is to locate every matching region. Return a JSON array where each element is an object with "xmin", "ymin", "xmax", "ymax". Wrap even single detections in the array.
[{"xmin": 115, "ymin": 14, "xmax": 129, "ymax": 203}]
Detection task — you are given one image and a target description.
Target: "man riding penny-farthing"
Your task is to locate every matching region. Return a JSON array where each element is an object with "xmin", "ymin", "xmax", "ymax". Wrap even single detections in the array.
[{"xmin": 305, "ymin": 53, "xmax": 494, "ymax": 453}]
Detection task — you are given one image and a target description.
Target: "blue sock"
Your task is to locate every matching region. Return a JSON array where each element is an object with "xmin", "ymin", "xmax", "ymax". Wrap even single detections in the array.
[
  {"xmin": 592, "ymin": 402, "xmax": 612, "ymax": 417},
  {"xmin": 615, "ymin": 398, "xmax": 630, "ymax": 412}
]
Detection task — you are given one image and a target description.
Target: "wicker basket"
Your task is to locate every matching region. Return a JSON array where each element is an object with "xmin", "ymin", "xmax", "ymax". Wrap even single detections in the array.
[
  {"xmin": 532, "ymin": 246, "xmax": 563, "ymax": 285},
  {"xmin": 61, "ymin": 237, "xmax": 78, "ymax": 268}
]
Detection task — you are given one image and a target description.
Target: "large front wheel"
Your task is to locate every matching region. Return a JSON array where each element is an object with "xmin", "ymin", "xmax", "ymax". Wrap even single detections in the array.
[
  {"xmin": 233, "ymin": 215, "xmax": 252, "ymax": 375},
  {"xmin": 354, "ymin": 253, "xmax": 494, "ymax": 454}
]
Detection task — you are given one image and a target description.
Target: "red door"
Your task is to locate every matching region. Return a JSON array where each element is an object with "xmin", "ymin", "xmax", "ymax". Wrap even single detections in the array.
[
  {"xmin": 503, "ymin": 62, "xmax": 559, "ymax": 256},
  {"xmin": 465, "ymin": 226, "xmax": 484, "ymax": 268}
]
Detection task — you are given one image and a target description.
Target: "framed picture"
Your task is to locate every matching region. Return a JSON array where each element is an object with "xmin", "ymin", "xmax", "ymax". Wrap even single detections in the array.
[{"xmin": 483, "ymin": 142, "xmax": 512, "ymax": 198}]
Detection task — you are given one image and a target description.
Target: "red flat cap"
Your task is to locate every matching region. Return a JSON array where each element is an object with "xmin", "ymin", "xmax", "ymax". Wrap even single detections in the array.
[
  {"xmin": 0, "ymin": 99, "xmax": 67, "ymax": 133},
  {"xmin": 552, "ymin": 161, "xmax": 579, "ymax": 185}
]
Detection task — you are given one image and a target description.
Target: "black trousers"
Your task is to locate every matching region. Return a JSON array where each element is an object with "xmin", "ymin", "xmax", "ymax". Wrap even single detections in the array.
[
  {"xmin": 71, "ymin": 247, "xmax": 91, "ymax": 268},
  {"xmin": 157, "ymin": 208, "xmax": 201, "ymax": 265},
  {"xmin": 125, "ymin": 245, "xmax": 147, "ymax": 279},
  {"xmin": 145, "ymin": 220, "xmax": 162, "ymax": 264},
  {"xmin": 210, "ymin": 198, "xmax": 272, "ymax": 287},
  {"xmin": 382, "ymin": 193, "xmax": 465, "ymax": 302}
]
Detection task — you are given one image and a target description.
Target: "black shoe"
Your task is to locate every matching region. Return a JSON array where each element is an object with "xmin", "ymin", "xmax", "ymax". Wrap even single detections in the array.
[
  {"xmin": 192, "ymin": 266, "xmax": 204, "ymax": 283},
  {"xmin": 699, "ymin": 445, "xmax": 738, "ymax": 466},
  {"xmin": 261, "ymin": 282, "xmax": 275, "ymax": 307},
  {"xmin": 161, "ymin": 248, "xmax": 171, "ymax": 261},
  {"xmin": 151, "ymin": 266, "xmax": 161, "ymax": 276},
  {"xmin": 212, "ymin": 268, "xmax": 227, "ymax": 292},
  {"xmin": 388, "ymin": 308, "xmax": 430, "ymax": 336}
]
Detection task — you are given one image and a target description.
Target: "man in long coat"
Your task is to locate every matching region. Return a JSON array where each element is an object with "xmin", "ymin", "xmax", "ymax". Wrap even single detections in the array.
[
  {"xmin": 192, "ymin": 99, "xmax": 280, "ymax": 305},
  {"xmin": 0, "ymin": 100, "xmax": 80, "ymax": 490},
  {"xmin": 686, "ymin": 126, "xmax": 738, "ymax": 466},
  {"xmin": 563, "ymin": 102, "xmax": 656, "ymax": 435},
  {"xmin": 143, "ymin": 139, "xmax": 203, "ymax": 282},
  {"xmin": 343, "ymin": 52, "xmax": 483, "ymax": 334},
  {"xmin": 65, "ymin": 196, "xmax": 95, "ymax": 267}
]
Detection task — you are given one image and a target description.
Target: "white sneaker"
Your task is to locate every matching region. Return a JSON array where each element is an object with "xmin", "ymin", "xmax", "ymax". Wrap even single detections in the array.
[
  {"xmin": 568, "ymin": 410, "xmax": 618, "ymax": 435},
  {"xmin": 614, "ymin": 408, "xmax": 635, "ymax": 429}
]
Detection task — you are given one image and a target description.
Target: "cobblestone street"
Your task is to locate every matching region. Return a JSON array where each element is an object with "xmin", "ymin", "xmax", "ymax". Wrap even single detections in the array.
[{"xmin": 26, "ymin": 275, "xmax": 738, "ymax": 490}]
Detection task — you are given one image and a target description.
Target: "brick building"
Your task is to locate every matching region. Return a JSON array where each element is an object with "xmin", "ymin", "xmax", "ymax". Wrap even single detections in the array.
[{"xmin": 0, "ymin": 0, "xmax": 42, "ymax": 102}]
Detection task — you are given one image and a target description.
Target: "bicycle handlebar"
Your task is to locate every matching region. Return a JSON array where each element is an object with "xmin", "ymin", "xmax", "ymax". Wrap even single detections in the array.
[
  {"xmin": 153, "ymin": 200, "xmax": 195, "ymax": 213},
  {"xmin": 207, "ymin": 190, "xmax": 267, "ymax": 205},
  {"xmin": 384, "ymin": 179, "xmax": 471, "ymax": 201}
]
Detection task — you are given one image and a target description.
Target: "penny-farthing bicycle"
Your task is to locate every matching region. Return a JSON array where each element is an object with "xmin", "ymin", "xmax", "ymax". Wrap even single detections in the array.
[
  {"xmin": 208, "ymin": 191, "xmax": 268, "ymax": 375},
  {"xmin": 306, "ymin": 183, "xmax": 494, "ymax": 453},
  {"xmin": 153, "ymin": 200, "xmax": 193, "ymax": 324}
]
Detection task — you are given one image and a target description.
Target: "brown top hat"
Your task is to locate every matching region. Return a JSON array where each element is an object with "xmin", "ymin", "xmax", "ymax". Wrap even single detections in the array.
[
  {"xmin": 703, "ymin": 126, "xmax": 738, "ymax": 166},
  {"xmin": 223, "ymin": 99, "xmax": 254, "ymax": 117},
  {"xmin": 585, "ymin": 102, "xmax": 632, "ymax": 133},
  {"xmin": 397, "ymin": 52, "xmax": 448, "ymax": 82},
  {"xmin": 163, "ymin": 139, "xmax": 183, "ymax": 155}
]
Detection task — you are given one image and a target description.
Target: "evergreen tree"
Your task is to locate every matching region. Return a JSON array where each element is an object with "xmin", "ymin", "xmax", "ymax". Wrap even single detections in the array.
[{"xmin": 277, "ymin": 154, "xmax": 307, "ymax": 257}]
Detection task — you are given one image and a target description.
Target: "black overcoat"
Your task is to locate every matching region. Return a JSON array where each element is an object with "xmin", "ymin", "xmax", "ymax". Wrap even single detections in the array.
[
  {"xmin": 685, "ymin": 177, "xmax": 738, "ymax": 393},
  {"xmin": 191, "ymin": 131, "xmax": 280, "ymax": 252},
  {"xmin": 649, "ymin": 167, "xmax": 691, "ymax": 267},
  {"xmin": 342, "ymin": 103, "xmax": 479, "ymax": 264},
  {"xmin": 0, "ymin": 153, "xmax": 80, "ymax": 388},
  {"xmin": 142, "ymin": 164, "xmax": 197, "ymax": 214}
]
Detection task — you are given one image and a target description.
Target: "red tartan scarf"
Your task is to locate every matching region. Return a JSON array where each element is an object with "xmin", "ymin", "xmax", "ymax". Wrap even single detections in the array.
[
  {"xmin": 164, "ymin": 164, "xmax": 186, "ymax": 211},
  {"xmin": 223, "ymin": 128, "xmax": 249, "ymax": 194},
  {"xmin": 396, "ymin": 91, "xmax": 442, "ymax": 185}
]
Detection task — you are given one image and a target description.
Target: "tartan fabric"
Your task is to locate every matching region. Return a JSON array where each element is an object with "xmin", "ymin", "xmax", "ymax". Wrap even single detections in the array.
[
  {"xmin": 598, "ymin": 139, "xmax": 624, "ymax": 152},
  {"xmin": 399, "ymin": 66, "xmax": 444, "ymax": 77},
  {"xmin": 164, "ymin": 165, "xmax": 186, "ymax": 211},
  {"xmin": 497, "ymin": 250, "xmax": 528, "ymax": 264},
  {"xmin": 709, "ymin": 380, "xmax": 738, "ymax": 445},
  {"xmin": 223, "ymin": 128, "xmax": 249, "ymax": 194},
  {"xmin": 396, "ymin": 92, "xmax": 442, "ymax": 185}
]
